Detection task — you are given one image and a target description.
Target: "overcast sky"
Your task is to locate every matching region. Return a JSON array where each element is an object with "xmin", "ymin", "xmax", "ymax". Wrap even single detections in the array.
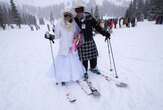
[{"xmin": 0, "ymin": 0, "xmax": 131, "ymax": 7}]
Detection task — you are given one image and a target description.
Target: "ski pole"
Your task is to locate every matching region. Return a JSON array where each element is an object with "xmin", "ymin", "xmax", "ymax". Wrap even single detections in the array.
[
  {"xmin": 107, "ymin": 39, "xmax": 118, "ymax": 78},
  {"xmin": 106, "ymin": 38, "xmax": 113, "ymax": 72},
  {"xmin": 46, "ymin": 24, "xmax": 57, "ymax": 81},
  {"xmin": 49, "ymin": 40, "xmax": 56, "ymax": 77}
]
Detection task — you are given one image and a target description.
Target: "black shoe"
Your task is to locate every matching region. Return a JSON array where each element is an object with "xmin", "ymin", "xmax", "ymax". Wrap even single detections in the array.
[
  {"xmin": 61, "ymin": 82, "xmax": 66, "ymax": 86},
  {"xmin": 90, "ymin": 68, "xmax": 101, "ymax": 75},
  {"xmin": 84, "ymin": 73, "xmax": 89, "ymax": 80}
]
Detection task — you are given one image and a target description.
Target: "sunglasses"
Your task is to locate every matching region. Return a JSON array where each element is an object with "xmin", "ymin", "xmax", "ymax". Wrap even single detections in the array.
[
  {"xmin": 64, "ymin": 13, "xmax": 73, "ymax": 18},
  {"xmin": 75, "ymin": 7, "xmax": 84, "ymax": 13}
]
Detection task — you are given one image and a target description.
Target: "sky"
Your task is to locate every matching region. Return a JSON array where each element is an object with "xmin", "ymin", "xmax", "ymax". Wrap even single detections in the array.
[{"xmin": 0, "ymin": 0, "xmax": 131, "ymax": 7}]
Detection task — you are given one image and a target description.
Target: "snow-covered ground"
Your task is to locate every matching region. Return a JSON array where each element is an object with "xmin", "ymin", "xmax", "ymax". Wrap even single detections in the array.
[{"xmin": 0, "ymin": 21, "xmax": 163, "ymax": 110}]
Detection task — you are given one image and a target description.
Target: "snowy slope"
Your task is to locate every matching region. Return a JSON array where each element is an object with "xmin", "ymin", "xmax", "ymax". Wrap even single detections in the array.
[{"xmin": 0, "ymin": 21, "xmax": 163, "ymax": 110}]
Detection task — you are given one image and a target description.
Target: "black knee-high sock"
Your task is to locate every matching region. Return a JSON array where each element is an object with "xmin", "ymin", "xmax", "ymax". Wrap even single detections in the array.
[
  {"xmin": 90, "ymin": 58, "xmax": 97, "ymax": 69},
  {"xmin": 83, "ymin": 60, "xmax": 88, "ymax": 72}
]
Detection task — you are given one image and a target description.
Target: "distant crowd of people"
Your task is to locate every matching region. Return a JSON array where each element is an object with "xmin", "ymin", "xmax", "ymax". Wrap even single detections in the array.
[
  {"xmin": 155, "ymin": 16, "xmax": 163, "ymax": 24},
  {"xmin": 99, "ymin": 17, "xmax": 137, "ymax": 33}
]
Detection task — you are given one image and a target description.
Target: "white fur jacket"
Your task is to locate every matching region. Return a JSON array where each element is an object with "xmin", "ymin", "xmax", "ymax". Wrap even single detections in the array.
[{"xmin": 55, "ymin": 19, "xmax": 80, "ymax": 56}]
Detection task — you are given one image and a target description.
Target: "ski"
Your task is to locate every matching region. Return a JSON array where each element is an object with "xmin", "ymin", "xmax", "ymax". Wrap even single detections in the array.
[
  {"xmin": 66, "ymin": 92, "xmax": 77, "ymax": 103},
  {"xmin": 89, "ymin": 70, "xmax": 128, "ymax": 88},
  {"xmin": 63, "ymin": 84, "xmax": 77, "ymax": 103},
  {"xmin": 85, "ymin": 79, "xmax": 101, "ymax": 97},
  {"xmin": 76, "ymin": 80, "xmax": 93, "ymax": 96},
  {"xmin": 77, "ymin": 80, "xmax": 101, "ymax": 97},
  {"xmin": 100, "ymin": 73, "xmax": 128, "ymax": 88}
]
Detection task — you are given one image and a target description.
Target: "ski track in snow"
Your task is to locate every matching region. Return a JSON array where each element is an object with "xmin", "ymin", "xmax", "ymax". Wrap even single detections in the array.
[{"xmin": 0, "ymin": 21, "xmax": 163, "ymax": 110}]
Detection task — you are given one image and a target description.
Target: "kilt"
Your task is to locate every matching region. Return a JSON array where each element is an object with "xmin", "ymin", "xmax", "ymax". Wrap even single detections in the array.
[{"xmin": 78, "ymin": 40, "xmax": 98, "ymax": 61}]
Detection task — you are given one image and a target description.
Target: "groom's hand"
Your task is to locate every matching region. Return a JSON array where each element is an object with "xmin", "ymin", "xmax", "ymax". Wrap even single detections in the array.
[{"xmin": 105, "ymin": 32, "xmax": 111, "ymax": 42}]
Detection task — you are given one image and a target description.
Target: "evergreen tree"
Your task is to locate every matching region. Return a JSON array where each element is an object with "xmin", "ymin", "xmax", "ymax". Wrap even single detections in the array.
[
  {"xmin": 91, "ymin": 8, "xmax": 94, "ymax": 17},
  {"xmin": 125, "ymin": 0, "xmax": 145, "ymax": 21},
  {"xmin": 94, "ymin": 5, "xmax": 100, "ymax": 20},
  {"xmin": 148, "ymin": 0, "xmax": 163, "ymax": 17},
  {"xmin": 50, "ymin": 12, "xmax": 54, "ymax": 24},
  {"xmin": 10, "ymin": 0, "xmax": 21, "ymax": 28},
  {"xmin": 32, "ymin": 16, "xmax": 37, "ymax": 25},
  {"xmin": 125, "ymin": 1, "xmax": 134, "ymax": 18},
  {"xmin": 136, "ymin": 0, "xmax": 145, "ymax": 21},
  {"xmin": 144, "ymin": 0, "xmax": 150, "ymax": 19},
  {"xmin": 21, "ymin": 13, "xmax": 37, "ymax": 25},
  {"xmin": 39, "ymin": 18, "xmax": 45, "ymax": 25},
  {"xmin": 3, "ymin": 6, "xmax": 10, "ymax": 24},
  {"xmin": 0, "ymin": 5, "xmax": 5, "ymax": 29}
]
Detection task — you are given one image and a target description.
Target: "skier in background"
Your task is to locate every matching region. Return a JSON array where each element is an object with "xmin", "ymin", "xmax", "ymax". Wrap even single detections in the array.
[
  {"xmin": 131, "ymin": 17, "xmax": 136, "ymax": 27},
  {"xmin": 114, "ymin": 18, "xmax": 118, "ymax": 29},
  {"xmin": 119, "ymin": 17, "xmax": 123, "ymax": 28}
]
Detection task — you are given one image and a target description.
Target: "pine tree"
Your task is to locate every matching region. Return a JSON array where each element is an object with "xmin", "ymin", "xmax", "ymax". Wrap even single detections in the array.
[
  {"xmin": 125, "ymin": 1, "xmax": 133, "ymax": 18},
  {"xmin": 136, "ymin": 0, "xmax": 145, "ymax": 21},
  {"xmin": 32, "ymin": 16, "xmax": 36, "ymax": 24},
  {"xmin": 148, "ymin": 0, "xmax": 163, "ymax": 17},
  {"xmin": 125, "ymin": 0, "xmax": 145, "ymax": 21},
  {"xmin": 2, "ymin": 6, "xmax": 10, "ymax": 25},
  {"xmin": 144, "ymin": 0, "xmax": 150, "ymax": 19},
  {"xmin": 94, "ymin": 5, "xmax": 100, "ymax": 20},
  {"xmin": 10, "ymin": 0, "xmax": 21, "ymax": 28},
  {"xmin": 91, "ymin": 8, "xmax": 94, "ymax": 17},
  {"xmin": 39, "ymin": 18, "xmax": 45, "ymax": 25},
  {"xmin": 50, "ymin": 12, "xmax": 54, "ymax": 24},
  {"xmin": 0, "ymin": 5, "xmax": 4, "ymax": 29}
]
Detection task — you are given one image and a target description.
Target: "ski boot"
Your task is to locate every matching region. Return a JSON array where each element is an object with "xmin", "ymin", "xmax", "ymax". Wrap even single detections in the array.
[
  {"xmin": 90, "ymin": 68, "xmax": 101, "ymax": 75},
  {"xmin": 84, "ymin": 73, "xmax": 89, "ymax": 80},
  {"xmin": 61, "ymin": 82, "xmax": 66, "ymax": 86}
]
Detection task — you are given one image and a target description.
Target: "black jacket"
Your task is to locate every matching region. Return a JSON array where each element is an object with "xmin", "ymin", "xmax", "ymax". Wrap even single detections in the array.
[{"xmin": 74, "ymin": 12, "xmax": 110, "ymax": 41}]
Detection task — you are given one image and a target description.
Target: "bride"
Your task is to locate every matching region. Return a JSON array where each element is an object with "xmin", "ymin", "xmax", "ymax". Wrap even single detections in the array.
[{"xmin": 45, "ymin": 8, "xmax": 85, "ymax": 86}]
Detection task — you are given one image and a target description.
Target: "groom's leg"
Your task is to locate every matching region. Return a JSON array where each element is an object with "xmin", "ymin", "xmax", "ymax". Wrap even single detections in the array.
[
  {"xmin": 83, "ymin": 60, "xmax": 88, "ymax": 71},
  {"xmin": 83, "ymin": 60, "xmax": 89, "ymax": 79},
  {"xmin": 90, "ymin": 58, "xmax": 101, "ymax": 74},
  {"xmin": 90, "ymin": 58, "xmax": 97, "ymax": 69}
]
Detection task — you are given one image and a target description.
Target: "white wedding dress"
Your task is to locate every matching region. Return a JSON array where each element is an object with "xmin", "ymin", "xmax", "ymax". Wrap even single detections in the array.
[{"xmin": 50, "ymin": 19, "xmax": 85, "ymax": 83}]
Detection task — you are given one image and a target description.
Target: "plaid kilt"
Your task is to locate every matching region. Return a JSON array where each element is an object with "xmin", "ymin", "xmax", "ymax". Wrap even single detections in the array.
[{"xmin": 78, "ymin": 40, "xmax": 98, "ymax": 61}]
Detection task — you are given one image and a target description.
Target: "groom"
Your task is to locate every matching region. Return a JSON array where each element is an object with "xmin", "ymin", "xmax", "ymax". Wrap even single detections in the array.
[{"xmin": 74, "ymin": 1, "xmax": 111, "ymax": 79}]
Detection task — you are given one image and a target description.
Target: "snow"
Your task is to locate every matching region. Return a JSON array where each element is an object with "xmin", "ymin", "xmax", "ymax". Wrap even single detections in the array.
[{"xmin": 0, "ymin": 21, "xmax": 163, "ymax": 110}]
